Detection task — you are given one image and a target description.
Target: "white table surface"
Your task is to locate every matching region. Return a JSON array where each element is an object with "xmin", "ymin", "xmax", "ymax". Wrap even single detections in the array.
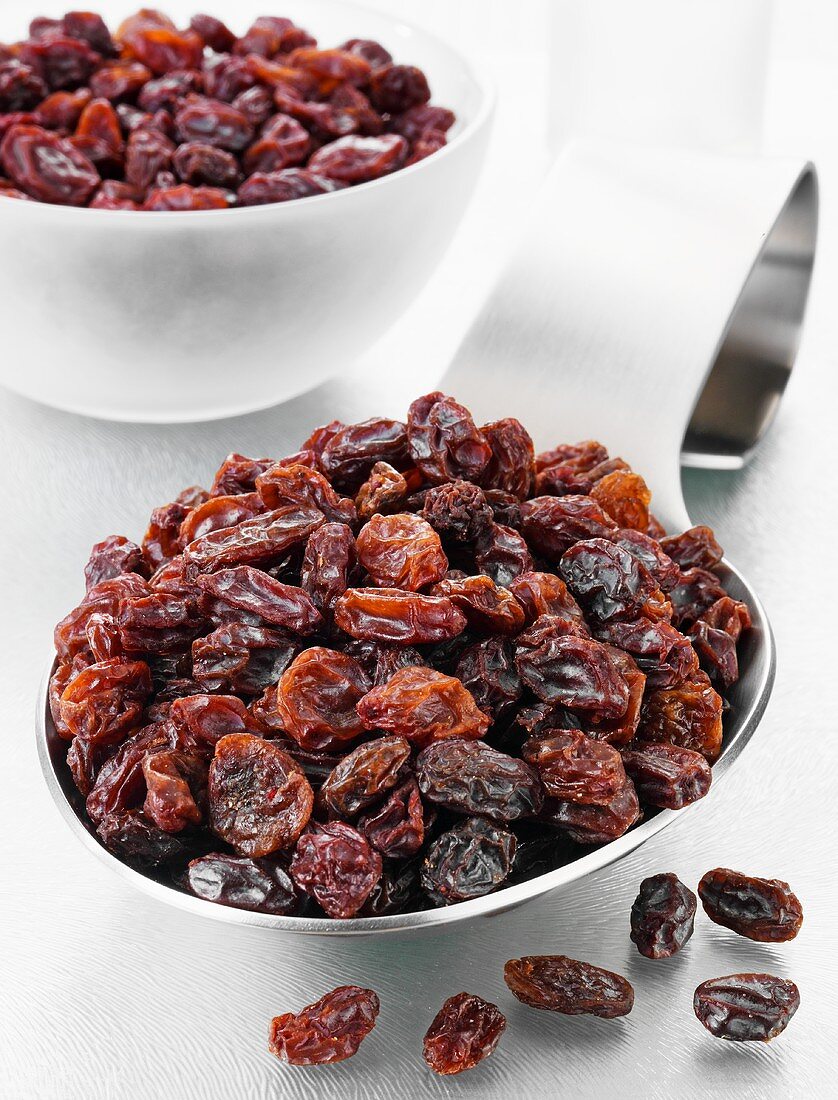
[{"xmin": 2, "ymin": 2, "xmax": 837, "ymax": 1097}]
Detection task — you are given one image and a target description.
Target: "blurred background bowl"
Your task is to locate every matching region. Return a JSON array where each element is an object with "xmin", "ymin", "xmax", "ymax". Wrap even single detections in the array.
[{"xmin": 0, "ymin": 0, "xmax": 493, "ymax": 422}]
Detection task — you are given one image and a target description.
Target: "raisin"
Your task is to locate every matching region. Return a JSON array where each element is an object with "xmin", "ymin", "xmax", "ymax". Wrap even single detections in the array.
[
  {"xmin": 639, "ymin": 670, "xmax": 724, "ymax": 761},
  {"xmin": 290, "ymin": 821, "xmax": 382, "ymax": 918},
  {"xmin": 358, "ymin": 778, "xmax": 426, "ymax": 859},
  {"xmin": 342, "ymin": 38, "xmax": 393, "ymax": 70},
  {"xmin": 423, "ymin": 992, "xmax": 506, "ymax": 1076},
  {"xmin": 208, "ymin": 733, "xmax": 313, "ymax": 856},
  {"xmin": 391, "ymin": 103, "xmax": 455, "ymax": 141},
  {"xmin": 474, "ymin": 523, "xmax": 533, "ymax": 587},
  {"xmin": 407, "ymin": 392, "xmax": 492, "ymax": 484},
  {"xmin": 542, "ymin": 781, "xmax": 641, "ymax": 844},
  {"xmin": 356, "ymin": 513, "xmax": 448, "ymax": 590},
  {"xmin": 360, "ymin": 860, "xmax": 421, "ymax": 915},
  {"xmin": 355, "ymin": 462, "xmax": 408, "ymax": 520},
  {"xmin": 288, "ymin": 46, "xmax": 371, "ymax": 87},
  {"xmin": 269, "ymin": 986, "xmax": 379, "ymax": 1064},
  {"xmin": 417, "ymin": 739, "xmax": 543, "ymax": 821},
  {"xmin": 84, "ymin": 535, "xmax": 145, "ymax": 590},
  {"xmin": 210, "ymin": 453, "xmax": 274, "ymax": 496},
  {"xmin": 630, "ymin": 873, "xmax": 696, "ymax": 958},
  {"xmin": 1, "ymin": 122, "xmax": 98, "ymax": 204},
  {"xmin": 669, "ymin": 568, "xmax": 727, "ymax": 628},
  {"xmin": 421, "ymin": 817, "xmax": 516, "ymax": 905},
  {"xmin": 186, "ymin": 853, "xmax": 299, "ymax": 915},
  {"xmin": 454, "ymin": 636, "xmax": 522, "ymax": 723},
  {"xmin": 173, "ymin": 140, "xmax": 240, "ymax": 187},
  {"xmin": 320, "ymin": 418, "xmax": 409, "ymax": 489},
  {"xmin": 143, "ymin": 182, "xmax": 231, "ymax": 210},
  {"xmin": 86, "ymin": 723, "xmax": 171, "ymax": 824},
  {"xmin": 694, "ymin": 975, "xmax": 800, "ymax": 1041},
  {"xmin": 320, "ymin": 735, "xmax": 411, "ymax": 817},
  {"xmin": 535, "ymin": 464, "xmax": 594, "ymax": 497},
  {"xmin": 479, "ymin": 418, "xmax": 535, "ymax": 499},
  {"xmin": 183, "ymin": 505, "xmax": 324, "ymax": 577},
  {"xmin": 661, "ymin": 525, "xmax": 723, "ymax": 570},
  {"xmin": 256, "ymin": 462, "xmax": 356, "ymax": 525},
  {"xmin": 590, "ymin": 470, "xmax": 651, "ymax": 531},
  {"xmin": 189, "ymin": 14, "xmax": 236, "ymax": 52},
  {"xmin": 613, "ymin": 529, "xmax": 681, "ymax": 591},
  {"xmin": 431, "ymin": 575, "xmax": 525, "ymax": 635},
  {"xmin": 238, "ymin": 167, "xmax": 338, "ymax": 205},
  {"xmin": 369, "ymin": 64, "xmax": 431, "ymax": 113},
  {"xmin": 504, "ymin": 955, "xmax": 634, "ymax": 1018},
  {"xmin": 0, "ymin": 60, "xmax": 48, "ymax": 112},
  {"xmin": 276, "ymin": 647, "xmax": 370, "ymax": 751},
  {"xmin": 358, "ymin": 666, "xmax": 490, "ymax": 747},
  {"xmin": 509, "ymin": 571, "xmax": 586, "ymax": 627},
  {"xmin": 59, "ymin": 658, "xmax": 152, "ymax": 745},
  {"xmin": 120, "ymin": 27, "xmax": 203, "ymax": 77},
  {"xmin": 169, "ymin": 693, "xmax": 255, "ymax": 750},
  {"xmin": 521, "ymin": 497, "xmax": 617, "ymax": 560},
  {"xmin": 192, "ymin": 622, "xmax": 298, "ymax": 694},
  {"xmin": 697, "ymin": 868, "xmax": 803, "ymax": 942},
  {"xmin": 560, "ymin": 538, "xmax": 658, "ymax": 622},
  {"xmin": 334, "ymin": 588, "xmax": 466, "ymax": 644},
  {"xmin": 300, "ymin": 522, "xmax": 355, "ymax": 612},
  {"xmin": 195, "ymin": 566, "xmax": 321, "ymax": 634},
  {"xmin": 419, "ymin": 480, "xmax": 493, "ymax": 543},
  {"xmin": 89, "ymin": 60, "xmax": 152, "ymax": 102},
  {"xmin": 621, "ymin": 742, "xmax": 712, "ymax": 808},
  {"xmin": 597, "ymin": 618, "xmax": 698, "ymax": 688},
  {"xmin": 97, "ymin": 809, "xmax": 193, "ymax": 867},
  {"xmin": 243, "ymin": 114, "xmax": 310, "ymax": 174},
  {"xmin": 36, "ymin": 87, "xmax": 92, "ymax": 129},
  {"xmin": 179, "ymin": 493, "xmax": 264, "ymax": 545},
  {"xmin": 523, "ymin": 729, "xmax": 627, "ymax": 805},
  {"xmin": 516, "ymin": 618, "xmax": 630, "ymax": 717},
  {"xmin": 142, "ymin": 749, "xmax": 207, "ymax": 832}
]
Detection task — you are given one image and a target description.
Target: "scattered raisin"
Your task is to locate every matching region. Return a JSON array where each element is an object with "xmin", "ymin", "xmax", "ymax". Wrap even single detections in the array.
[
  {"xmin": 630, "ymin": 873, "xmax": 696, "ymax": 958},
  {"xmin": 693, "ymin": 974, "xmax": 799, "ymax": 1041},
  {"xmin": 504, "ymin": 955, "xmax": 634, "ymax": 1017},
  {"xmin": 269, "ymin": 985, "xmax": 379, "ymax": 1064},
  {"xmin": 697, "ymin": 868, "xmax": 803, "ymax": 942},
  {"xmin": 423, "ymin": 992, "xmax": 506, "ymax": 1075}
]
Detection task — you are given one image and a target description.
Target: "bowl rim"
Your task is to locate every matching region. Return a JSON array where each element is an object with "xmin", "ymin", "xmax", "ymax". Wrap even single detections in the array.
[
  {"xmin": 36, "ymin": 557, "xmax": 776, "ymax": 937},
  {"xmin": 0, "ymin": 1, "xmax": 496, "ymax": 223}
]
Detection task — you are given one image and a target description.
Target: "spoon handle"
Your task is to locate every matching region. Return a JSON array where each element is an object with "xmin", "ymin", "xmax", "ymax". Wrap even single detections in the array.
[{"xmin": 440, "ymin": 141, "xmax": 817, "ymax": 531}]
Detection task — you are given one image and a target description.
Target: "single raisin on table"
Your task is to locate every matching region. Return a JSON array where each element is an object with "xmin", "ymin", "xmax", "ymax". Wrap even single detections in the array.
[
  {"xmin": 504, "ymin": 955, "xmax": 634, "ymax": 1018},
  {"xmin": 697, "ymin": 868, "xmax": 803, "ymax": 942},
  {"xmin": 630, "ymin": 873, "xmax": 696, "ymax": 958},
  {"xmin": 693, "ymin": 974, "xmax": 800, "ymax": 1042},
  {"xmin": 51, "ymin": 391, "xmax": 751, "ymax": 919},
  {"xmin": 269, "ymin": 985, "xmax": 380, "ymax": 1064},
  {"xmin": 423, "ymin": 992, "xmax": 506, "ymax": 1075}
]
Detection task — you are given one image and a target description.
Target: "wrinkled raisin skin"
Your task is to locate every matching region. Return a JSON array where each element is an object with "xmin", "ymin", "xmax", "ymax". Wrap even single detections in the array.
[
  {"xmin": 269, "ymin": 986, "xmax": 380, "ymax": 1064},
  {"xmin": 630, "ymin": 873, "xmax": 696, "ymax": 959},
  {"xmin": 693, "ymin": 975, "xmax": 800, "ymax": 1042},
  {"xmin": 504, "ymin": 955, "xmax": 634, "ymax": 1018},
  {"xmin": 423, "ymin": 993, "xmax": 506, "ymax": 1076},
  {"xmin": 697, "ymin": 868, "xmax": 803, "ymax": 942}
]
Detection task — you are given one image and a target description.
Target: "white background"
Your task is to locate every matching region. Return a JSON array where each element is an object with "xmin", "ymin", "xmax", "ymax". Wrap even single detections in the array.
[{"xmin": 1, "ymin": 2, "xmax": 837, "ymax": 1098}]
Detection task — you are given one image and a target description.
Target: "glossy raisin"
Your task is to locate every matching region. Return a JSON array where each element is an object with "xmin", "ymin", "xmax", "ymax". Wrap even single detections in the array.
[
  {"xmin": 356, "ymin": 513, "xmax": 448, "ymax": 590},
  {"xmin": 523, "ymin": 729, "xmax": 627, "ymax": 805},
  {"xmin": 694, "ymin": 975, "xmax": 799, "ymax": 1041},
  {"xmin": 630, "ymin": 873, "xmax": 696, "ymax": 958},
  {"xmin": 358, "ymin": 665, "xmax": 489, "ymax": 747},
  {"xmin": 269, "ymin": 986, "xmax": 379, "ymax": 1064},
  {"xmin": 407, "ymin": 392, "xmax": 492, "ymax": 484},
  {"xmin": 621, "ymin": 742, "xmax": 712, "ymax": 809},
  {"xmin": 208, "ymin": 733, "xmax": 313, "ymax": 856},
  {"xmin": 504, "ymin": 955, "xmax": 634, "ymax": 1018},
  {"xmin": 423, "ymin": 992, "xmax": 506, "ymax": 1076},
  {"xmin": 421, "ymin": 816, "xmax": 516, "ymax": 906},
  {"xmin": 320, "ymin": 735, "xmax": 411, "ymax": 818},
  {"xmin": 542, "ymin": 781, "xmax": 641, "ymax": 844},
  {"xmin": 417, "ymin": 739, "xmax": 542, "ymax": 821},
  {"xmin": 186, "ymin": 852, "xmax": 300, "ymax": 915},
  {"xmin": 697, "ymin": 868, "xmax": 803, "ymax": 942},
  {"xmin": 358, "ymin": 778, "xmax": 426, "ymax": 859},
  {"xmin": 334, "ymin": 588, "xmax": 466, "ymax": 644},
  {"xmin": 276, "ymin": 647, "xmax": 370, "ymax": 751},
  {"xmin": 290, "ymin": 821, "xmax": 382, "ymax": 918}
]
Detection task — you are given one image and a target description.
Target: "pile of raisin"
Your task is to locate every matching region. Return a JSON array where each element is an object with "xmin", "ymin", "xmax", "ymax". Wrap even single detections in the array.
[
  {"xmin": 0, "ymin": 10, "xmax": 455, "ymax": 210},
  {"xmin": 50, "ymin": 391, "xmax": 752, "ymax": 921}
]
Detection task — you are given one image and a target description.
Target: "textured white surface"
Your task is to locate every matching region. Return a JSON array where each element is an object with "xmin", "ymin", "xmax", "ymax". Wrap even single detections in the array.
[{"xmin": 2, "ymin": 1, "xmax": 837, "ymax": 1098}]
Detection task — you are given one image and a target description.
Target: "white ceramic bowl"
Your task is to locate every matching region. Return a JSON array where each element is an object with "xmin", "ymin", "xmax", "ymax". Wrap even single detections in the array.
[{"xmin": 0, "ymin": 1, "xmax": 493, "ymax": 421}]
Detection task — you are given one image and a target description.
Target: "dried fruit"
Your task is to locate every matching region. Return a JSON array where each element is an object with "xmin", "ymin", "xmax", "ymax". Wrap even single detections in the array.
[
  {"xmin": 208, "ymin": 733, "xmax": 313, "ymax": 856},
  {"xmin": 290, "ymin": 821, "xmax": 382, "ymax": 917},
  {"xmin": 693, "ymin": 975, "xmax": 799, "ymax": 1041},
  {"xmin": 2, "ymin": 11, "xmax": 452, "ymax": 208},
  {"xmin": 269, "ymin": 986, "xmax": 380, "ymax": 1064},
  {"xmin": 423, "ymin": 992, "xmax": 506, "ymax": 1075},
  {"xmin": 320, "ymin": 735, "xmax": 411, "ymax": 817},
  {"xmin": 698, "ymin": 868, "xmax": 803, "ymax": 942},
  {"xmin": 52, "ymin": 393, "xmax": 750, "ymax": 919},
  {"xmin": 186, "ymin": 853, "xmax": 299, "ymax": 914},
  {"xmin": 630, "ymin": 873, "xmax": 696, "ymax": 958},
  {"xmin": 421, "ymin": 817, "xmax": 516, "ymax": 905},
  {"xmin": 358, "ymin": 666, "xmax": 490, "ymax": 747},
  {"xmin": 276, "ymin": 647, "xmax": 370, "ymax": 751},
  {"xmin": 504, "ymin": 955, "xmax": 634, "ymax": 1018},
  {"xmin": 620, "ymin": 742, "xmax": 712, "ymax": 808},
  {"xmin": 417, "ymin": 739, "xmax": 543, "ymax": 821},
  {"xmin": 356, "ymin": 513, "xmax": 448, "ymax": 590}
]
